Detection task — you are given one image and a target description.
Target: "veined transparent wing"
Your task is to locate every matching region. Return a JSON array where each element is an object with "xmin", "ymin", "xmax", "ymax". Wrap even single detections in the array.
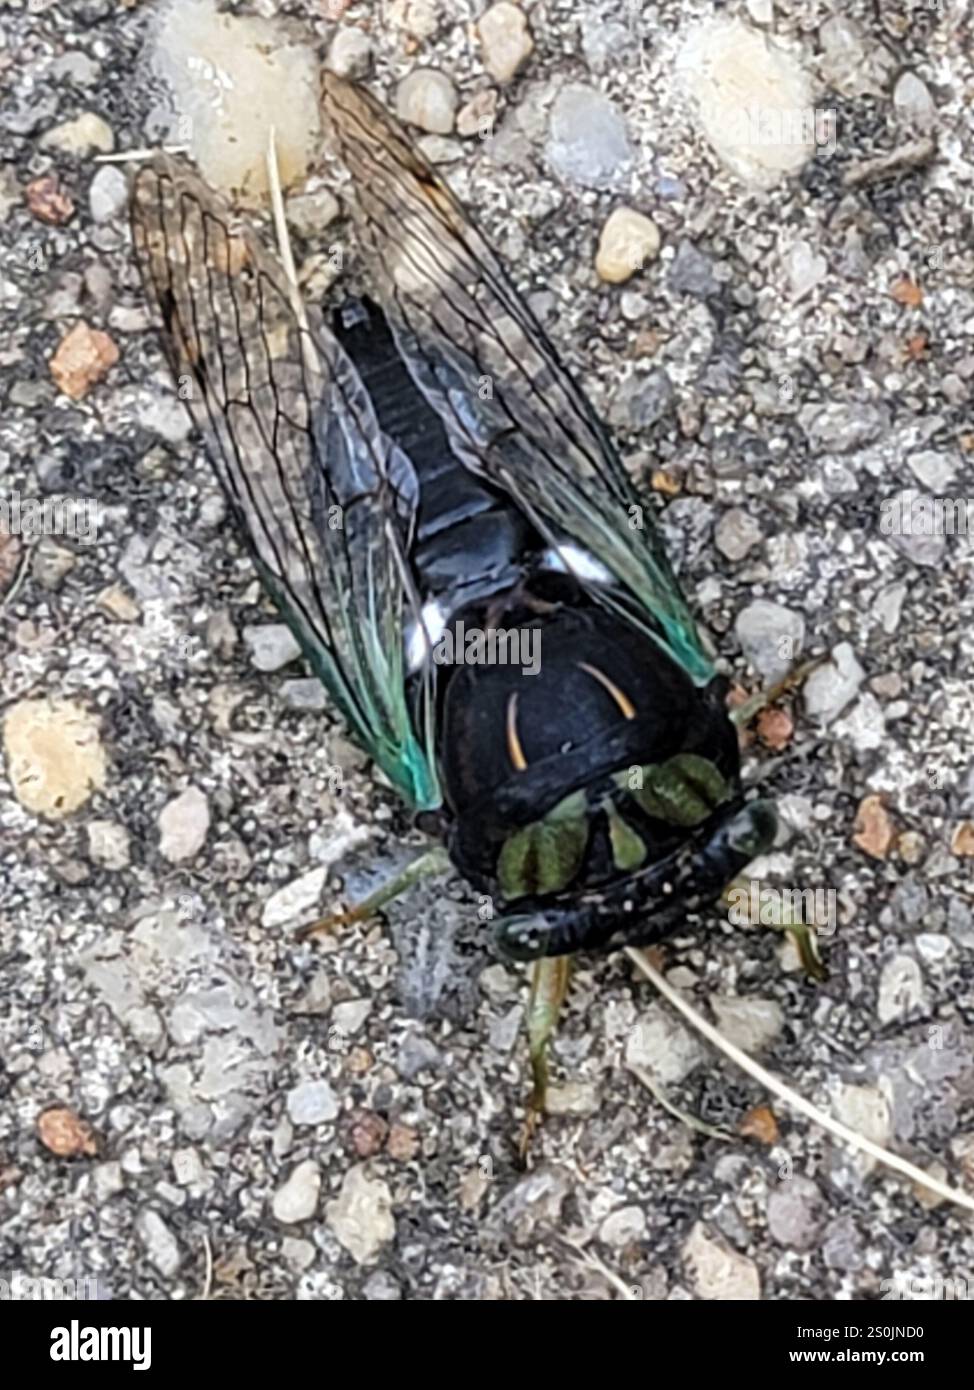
[
  {"xmin": 320, "ymin": 74, "xmax": 714, "ymax": 688},
  {"xmin": 130, "ymin": 155, "xmax": 440, "ymax": 810}
]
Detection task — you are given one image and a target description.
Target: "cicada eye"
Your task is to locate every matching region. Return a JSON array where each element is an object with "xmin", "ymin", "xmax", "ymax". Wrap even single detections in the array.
[
  {"xmin": 493, "ymin": 914, "xmax": 548, "ymax": 961},
  {"xmin": 724, "ymin": 799, "xmax": 778, "ymax": 860}
]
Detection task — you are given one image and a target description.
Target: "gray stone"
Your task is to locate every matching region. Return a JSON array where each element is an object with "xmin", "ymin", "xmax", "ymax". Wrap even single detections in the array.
[
  {"xmin": 735, "ymin": 601, "xmax": 805, "ymax": 683},
  {"xmin": 136, "ymin": 1208, "xmax": 182, "ymax": 1278},
  {"xmin": 243, "ymin": 623, "xmax": 301, "ymax": 672},
  {"xmin": 546, "ymin": 85, "xmax": 632, "ymax": 190},
  {"xmin": 286, "ymin": 1080, "xmax": 339, "ymax": 1126},
  {"xmin": 273, "ymin": 1160, "xmax": 321, "ymax": 1224},
  {"xmin": 803, "ymin": 644, "xmax": 865, "ymax": 725}
]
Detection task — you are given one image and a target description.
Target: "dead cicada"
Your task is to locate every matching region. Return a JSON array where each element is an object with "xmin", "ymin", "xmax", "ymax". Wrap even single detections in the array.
[{"xmin": 130, "ymin": 75, "xmax": 779, "ymax": 1119}]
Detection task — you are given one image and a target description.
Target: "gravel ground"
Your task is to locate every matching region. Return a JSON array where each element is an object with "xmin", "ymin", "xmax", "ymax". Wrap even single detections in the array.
[{"xmin": 1, "ymin": 0, "xmax": 973, "ymax": 1302}]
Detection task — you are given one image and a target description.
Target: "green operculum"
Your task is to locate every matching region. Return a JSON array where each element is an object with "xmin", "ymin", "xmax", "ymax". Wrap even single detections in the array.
[
  {"xmin": 497, "ymin": 791, "xmax": 589, "ymax": 902},
  {"xmin": 623, "ymin": 753, "xmax": 731, "ymax": 827}
]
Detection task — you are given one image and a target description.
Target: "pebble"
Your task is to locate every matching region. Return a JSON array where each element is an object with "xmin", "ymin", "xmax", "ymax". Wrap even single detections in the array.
[
  {"xmin": 325, "ymin": 1164, "xmax": 395, "ymax": 1264},
  {"xmin": 677, "ymin": 19, "xmax": 814, "ymax": 188},
  {"xmin": 546, "ymin": 85, "xmax": 633, "ymax": 190},
  {"xmin": 88, "ymin": 166, "xmax": 128, "ymax": 223},
  {"xmin": 607, "ymin": 368, "xmax": 674, "ymax": 429},
  {"xmin": 273, "ymin": 1160, "xmax": 321, "ymax": 1224},
  {"xmin": 907, "ymin": 450, "xmax": 956, "ymax": 492},
  {"xmin": 599, "ymin": 1204, "xmax": 647, "ymax": 1247},
  {"xmin": 710, "ymin": 997, "xmax": 784, "ymax": 1053},
  {"xmin": 668, "ymin": 239, "xmax": 719, "ymax": 298},
  {"xmin": 715, "ymin": 508, "xmax": 762, "ymax": 561},
  {"xmin": 32, "ymin": 538, "xmax": 75, "ymax": 591},
  {"xmin": 362, "ymin": 1270, "xmax": 402, "ymax": 1300},
  {"xmin": 544, "ymin": 1081, "xmax": 599, "ymax": 1116},
  {"xmin": 136, "ymin": 1208, "xmax": 182, "ymax": 1277},
  {"xmin": 803, "ymin": 643, "xmax": 864, "ymax": 724},
  {"xmin": 734, "ymin": 601, "xmax": 804, "ymax": 682},
  {"xmin": 800, "ymin": 401, "xmax": 886, "ymax": 453},
  {"xmin": 786, "ymin": 238, "xmax": 827, "ymax": 302},
  {"xmin": 626, "ymin": 1005, "xmax": 706, "ymax": 1085},
  {"xmin": 893, "ymin": 72, "xmax": 935, "ymax": 129},
  {"xmin": 243, "ymin": 623, "xmax": 301, "ymax": 672},
  {"xmin": 396, "ymin": 69, "xmax": 458, "ymax": 135},
  {"xmin": 477, "ymin": 2, "xmax": 533, "ymax": 84},
  {"xmin": 683, "ymin": 1222, "xmax": 760, "ymax": 1299},
  {"xmin": 852, "ymin": 794, "xmax": 896, "ymax": 860},
  {"xmin": 282, "ymin": 678, "xmax": 328, "ymax": 712},
  {"xmin": 86, "ymin": 819, "xmax": 131, "ymax": 871},
  {"xmin": 49, "ymin": 322, "xmax": 119, "ymax": 399},
  {"xmin": 40, "ymin": 112, "xmax": 115, "ymax": 155},
  {"xmin": 830, "ymin": 1083, "xmax": 891, "ymax": 1175},
  {"xmin": 819, "ymin": 16, "xmax": 895, "ymax": 98},
  {"xmin": 92, "ymin": 1161, "xmax": 125, "ymax": 1204},
  {"xmin": 261, "ymin": 867, "xmax": 326, "ymax": 928},
  {"xmin": 877, "ymin": 955, "xmax": 927, "ymax": 1025},
  {"xmin": 3, "ymin": 698, "xmax": 106, "ymax": 818},
  {"xmin": 580, "ymin": 16, "xmax": 628, "ymax": 74},
  {"xmin": 766, "ymin": 1176, "xmax": 825, "ymax": 1250},
  {"xmin": 595, "ymin": 207, "xmax": 660, "ymax": 284},
  {"xmin": 332, "ymin": 998, "xmax": 372, "ymax": 1036},
  {"xmin": 286, "ymin": 1080, "xmax": 339, "ymax": 1126},
  {"xmin": 284, "ymin": 188, "xmax": 341, "ymax": 240},
  {"xmin": 158, "ymin": 786, "xmax": 210, "ymax": 863},
  {"xmin": 326, "ymin": 27, "xmax": 372, "ymax": 80}
]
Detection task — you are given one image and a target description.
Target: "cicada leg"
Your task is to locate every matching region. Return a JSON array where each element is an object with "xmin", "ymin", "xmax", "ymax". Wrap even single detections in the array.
[
  {"xmin": 729, "ymin": 656, "xmax": 825, "ymax": 729},
  {"xmin": 295, "ymin": 846, "xmax": 452, "ymax": 941},
  {"xmin": 518, "ymin": 955, "xmax": 572, "ymax": 1160}
]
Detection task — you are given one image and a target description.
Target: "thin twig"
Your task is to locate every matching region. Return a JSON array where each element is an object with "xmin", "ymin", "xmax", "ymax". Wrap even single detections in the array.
[{"xmin": 625, "ymin": 946, "xmax": 974, "ymax": 1216}]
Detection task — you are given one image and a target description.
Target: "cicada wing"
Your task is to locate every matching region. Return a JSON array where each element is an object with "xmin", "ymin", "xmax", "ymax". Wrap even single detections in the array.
[
  {"xmin": 321, "ymin": 74, "xmax": 714, "ymax": 687},
  {"xmin": 130, "ymin": 155, "xmax": 440, "ymax": 810}
]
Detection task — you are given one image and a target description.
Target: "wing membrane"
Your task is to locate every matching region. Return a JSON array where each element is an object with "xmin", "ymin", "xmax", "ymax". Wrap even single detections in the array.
[
  {"xmin": 130, "ymin": 155, "xmax": 440, "ymax": 810},
  {"xmin": 321, "ymin": 73, "xmax": 714, "ymax": 687}
]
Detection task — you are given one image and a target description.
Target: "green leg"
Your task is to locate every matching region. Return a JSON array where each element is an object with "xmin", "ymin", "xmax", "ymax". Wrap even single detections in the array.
[
  {"xmin": 730, "ymin": 656, "xmax": 824, "ymax": 729},
  {"xmin": 519, "ymin": 955, "xmax": 572, "ymax": 1159},
  {"xmin": 296, "ymin": 846, "xmax": 451, "ymax": 941}
]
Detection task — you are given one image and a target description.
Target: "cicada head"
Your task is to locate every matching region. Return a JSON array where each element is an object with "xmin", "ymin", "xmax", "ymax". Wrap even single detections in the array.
[{"xmin": 438, "ymin": 598, "xmax": 776, "ymax": 961}]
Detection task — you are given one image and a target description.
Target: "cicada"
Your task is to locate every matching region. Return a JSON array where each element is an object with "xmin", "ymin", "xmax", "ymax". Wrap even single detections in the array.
[{"xmin": 131, "ymin": 76, "xmax": 779, "ymax": 1122}]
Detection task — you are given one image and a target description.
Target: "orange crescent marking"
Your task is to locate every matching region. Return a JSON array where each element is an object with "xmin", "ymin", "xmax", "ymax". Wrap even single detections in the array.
[
  {"xmin": 578, "ymin": 662, "xmax": 637, "ymax": 720},
  {"xmin": 506, "ymin": 692, "xmax": 529, "ymax": 771}
]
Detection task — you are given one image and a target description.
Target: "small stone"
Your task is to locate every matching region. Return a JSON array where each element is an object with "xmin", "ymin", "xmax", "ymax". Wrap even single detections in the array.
[
  {"xmin": 830, "ymin": 1083, "xmax": 891, "ymax": 1174},
  {"xmin": 853, "ymin": 794, "xmax": 896, "ymax": 860},
  {"xmin": 595, "ymin": 207, "xmax": 661, "ymax": 284},
  {"xmin": 547, "ymin": 85, "xmax": 633, "ymax": 190},
  {"xmin": 544, "ymin": 1081, "xmax": 599, "ymax": 1116},
  {"xmin": 715, "ymin": 508, "xmax": 762, "ymax": 561},
  {"xmin": 262, "ymin": 867, "xmax": 326, "ymax": 927},
  {"xmin": 282, "ymin": 678, "xmax": 327, "ymax": 712},
  {"xmin": 677, "ymin": 19, "xmax": 814, "ymax": 188},
  {"xmin": 342, "ymin": 1109, "xmax": 388, "ymax": 1159},
  {"xmin": 739, "ymin": 1104, "xmax": 779, "ymax": 1144},
  {"xmin": 273, "ymin": 1159, "xmax": 321, "ymax": 1224},
  {"xmin": 96, "ymin": 584, "xmax": 141, "ymax": 622},
  {"xmin": 282, "ymin": 1236, "xmax": 316, "ymax": 1271},
  {"xmin": 332, "ymin": 998, "xmax": 372, "ymax": 1036},
  {"xmin": 950, "ymin": 822, "xmax": 974, "ymax": 858},
  {"xmin": 31, "ymin": 538, "xmax": 76, "ymax": 591},
  {"xmin": 907, "ymin": 450, "xmax": 955, "ymax": 492},
  {"xmin": 3, "ymin": 698, "xmax": 106, "ymax": 818},
  {"xmin": 893, "ymin": 72, "xmax": 935, "ymax": 129},
  {"xmin": 285, "ymin": 188, "xmax": 341, "ymax": 240},
  {"xmin": 599, "ymin": 1204, "xmax": 646, "ymax": 1247},
  {"xmin": 286, "ymin": 1080, "xmax": 339, "ymax": 1126},
  {"xmin": 607, "ymin": 368, "xmax": 674, "ymax": 430},
  {"xmin": 477, "ymin": 2, "xmax": 534, "ymax": 84},
  {"xmin": 734, "ymin": 601, "xmax": 804, "ymax": 683},
  {"xmin": 710, "ymin": 997, "xmax": 784, "ymax": 1052},
  {"xmin": 243, "ymin": 623, "xmax": 301, "ymax": 672},
  {"xmin": 88, "ymin": 164, "xmax": 128, "ymax": 221},
  {"xmin": 819, "ymin": 16, "xmax": 895, "ymax": 99},
  {"xmin": 786, "ymin": 238, "xmax": 827, "ymax": 302},
  {"xmin": 627, "ymin": 1005, "xmax": 706, "ymax": 1085},
  {"xmin": 800, "ymin": 401, "xmax": 886, "ymax": 453},
  {"xmin": 877, "ymin": 955, "xmax": 926, "ymax": 1025},
  {"xmin": 136, "ymin": 1208, "xmax": 182, "ymax": 1277},
  {"xmin": 683, "ymin": 1222, "xmax": 760, "ymax": 1299},
  {"xmin": 92, "ymin": 1161, "xmax": 125, "ymax": 1203},
  {"xmin": 668, "ymin": 238, "xmax": 719, "ymax": 298},
  {"xmin": 457, "ymin": 88, "xmax": 498, "ymax": 139},
  {"xmin": 362, "ymin": 1270, "xmax": 402, "ymax": 1300},
  {"xmin": 40, "ymin": 111, "xmax": 115, "ymax": 155},
  {"xmin": 822, "ymin": 1215, "xmax": 863, "ymax": 1272},
  {"xmin": 325, "ymin": 1164, "xmax": 395, "ymax": 1264},
  {"xmin": 37, "ymin": 1106, "xmax": 98, "ymax": 1158},
  {"xmin": 766, "ymin": 1176, "xmax": 825, "ymax": 1250},
  {"xmin": 86, "ymin": 819, "xmax": 130, "ymax": 871},
  {"xmin": 26, "ymin": 175, "xmax": 75, "ymax": 225},
  {"xmin": 386, "ymin": 1123, "xmax": 419, "ymax": 1161},
  {"xmin": 158, "ymin": 786, "xmax": 210, "ymax": 863},
  {"xmin": 49, "ymin": 322, "xmax": 119, "ymax": 400},
  {"xmin": 802, "ymin": 643, "xmax": 864, "ymax": 724},
  {"xmin": 172, "ymin": 1149, "xmax": 204, "ymax": 1186},
  {"xmin": 396, "ymin": 70, "xmax": 458, "ymax": 135},
  {"xmin": 756, "ymin": 708, "xmax": 793, "ymax": 751},
  {"xmin": 326, "ymin": 27, "xmax": 373, "ymax": 80}
]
